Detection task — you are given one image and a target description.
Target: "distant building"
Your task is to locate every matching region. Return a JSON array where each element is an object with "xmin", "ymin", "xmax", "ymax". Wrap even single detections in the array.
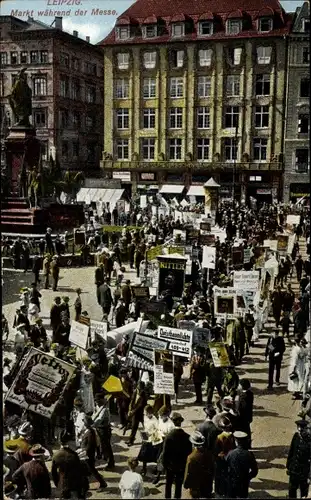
[
  {"xmin": 99, "ymin": 0, "xmax": 290, "ymax": 203},
  {"xmin": 284, "ymin": 1, "xmax": 310, "ymax": 203},
  {"xmin": 0, "ymin": 16, "xmax": 104, "ymax": 172}
]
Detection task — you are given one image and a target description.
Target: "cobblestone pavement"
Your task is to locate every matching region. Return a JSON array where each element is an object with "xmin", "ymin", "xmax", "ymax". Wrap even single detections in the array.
[{"xmin": 2, "ymin": 238, "xmax": 308, "ymax": 498}]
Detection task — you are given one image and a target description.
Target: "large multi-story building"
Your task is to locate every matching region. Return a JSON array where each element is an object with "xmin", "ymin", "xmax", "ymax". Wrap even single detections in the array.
[
  {"xmin": 99, "ymin": 0, "xmax": 291, "ymax": 203},
  {"xmin": 283, "ymin": 1, "xmax": 310, "ymax": 203},
  {"xmin": 0, "ymin": 16, "xmax": 104, "ymax": 172}
]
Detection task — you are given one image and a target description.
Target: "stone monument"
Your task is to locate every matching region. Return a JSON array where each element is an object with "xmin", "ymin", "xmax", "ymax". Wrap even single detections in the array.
[
  {"xmin": 203, "ymin": 177, "xmax": 220, "ymax": 216},
  {"xmin": 5, "ymin": 68, "xmax": 40, "ymax": 197}
]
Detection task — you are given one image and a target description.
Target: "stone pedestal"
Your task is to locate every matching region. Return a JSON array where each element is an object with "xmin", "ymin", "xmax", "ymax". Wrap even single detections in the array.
[{"xmin": 5, "ymin": 126, "xmax": 40, "ymax": 197}]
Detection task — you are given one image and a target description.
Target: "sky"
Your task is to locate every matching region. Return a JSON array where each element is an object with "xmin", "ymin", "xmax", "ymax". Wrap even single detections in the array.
[{"xmin": 0, "ymin": 0, "xmax": 306, "ymax": 44}]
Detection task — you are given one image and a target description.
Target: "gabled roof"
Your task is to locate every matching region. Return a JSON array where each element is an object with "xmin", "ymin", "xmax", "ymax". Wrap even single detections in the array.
[
  {"xmin": 226, "ymin": 10, "xmax": 244, "ymax": 20},
  {"xmin": 292, "ymin": 1, "xmax": 310, "ymax": 33},
  {"xmin": 141, "ymin": 15, "xmax": 158, "ymax": 24},
  {"xmin": 98, "ymin": 0, "xmax": 289, "ymax": 46},
  {"xmin": 25, "ymin": 19, "xmax": 52, "ymax": 30}
]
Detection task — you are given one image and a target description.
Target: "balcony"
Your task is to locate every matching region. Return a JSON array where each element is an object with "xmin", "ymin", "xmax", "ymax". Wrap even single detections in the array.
[{"xmin": 100, "ymin": 159, "xmax": 283, "ymax": 172}]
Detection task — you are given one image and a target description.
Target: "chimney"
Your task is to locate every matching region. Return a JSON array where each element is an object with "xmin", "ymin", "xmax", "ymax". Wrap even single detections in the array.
[
  {"xmin": 27, "ymin": 16, "xmax": 34, "ymax": 22},
  {"xmin": 86, "ymin": 36, "xmax": 90, "ymax": 43},
  {"xmin": 54, "ymin": 17, "xmax": 63, "ymax": 30},
  {"xmin": 73, "ymin": 30, "xmax": 78, "ymax": 37}
]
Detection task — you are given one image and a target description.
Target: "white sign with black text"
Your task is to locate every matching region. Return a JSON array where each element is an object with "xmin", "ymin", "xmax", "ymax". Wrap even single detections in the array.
[
  {"xmin": 69, "ymin": 320, "xmax": 90, "ymax": 350},
  {"xmin": 157, "ymin": 326, "xmax": 193, "ymax": 358}
]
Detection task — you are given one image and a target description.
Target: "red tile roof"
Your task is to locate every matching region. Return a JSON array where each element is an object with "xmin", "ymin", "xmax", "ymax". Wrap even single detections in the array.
[
  {"xmin": 98, "ymin": 0, "xmax": 290, "ymax": 46},
  {"xmin": 141, "ymin": 15, "xmax": 158, "ymax": 24},
  {"xmin": 198, "ymin": 12, "xmax": 214, "ymax": 20},
  {"xmin": 226, "ymin": 10, "xmax": 244, "ymax": 19}
]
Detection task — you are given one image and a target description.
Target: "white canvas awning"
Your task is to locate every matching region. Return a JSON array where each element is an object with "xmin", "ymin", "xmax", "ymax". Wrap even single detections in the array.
[
  {"xmin": 187, "ymin": 185, "xmax": 205, "ymax": 197},
  {"xmin": 160, "ymin": 184, "xmax": 184, "ymax": 194},
  {"xmin": 76, "ymin": 188, "xmax": 124, "ymax": 208}
]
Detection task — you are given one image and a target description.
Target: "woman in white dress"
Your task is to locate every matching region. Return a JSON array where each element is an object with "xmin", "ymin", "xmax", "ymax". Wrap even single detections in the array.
[
  {"xmin": 137, "ymin": 405, "xmax": 161, "ymax": 476},
  {"xmin": 153, "ymin": 405, "xmax": 175, "ymax": 484},
  {"xmin": 288, "ymin": 336, "xmax": 308, "ymax": 400},
  {"xmin": 119, "ymin": 457, "xmax": 144, "ymax": 499}
]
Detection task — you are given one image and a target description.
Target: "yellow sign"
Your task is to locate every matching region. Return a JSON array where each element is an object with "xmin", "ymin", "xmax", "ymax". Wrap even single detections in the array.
[
  {"xmin": 209, "ymin": 342, "xmax": 231, "ymax": 367},
  {"xmin": 102, "ymin": 375, "xmax": 129, "ymax": 397},
  {"xmin": 147, "ymin": 245, "xmax": 163, "ymax": 261}
]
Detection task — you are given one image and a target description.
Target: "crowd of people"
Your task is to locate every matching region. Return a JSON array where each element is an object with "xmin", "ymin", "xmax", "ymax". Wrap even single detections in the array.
[{"xmin": 2, "ymin": 200, "xmax": 311, "ymax": 500}]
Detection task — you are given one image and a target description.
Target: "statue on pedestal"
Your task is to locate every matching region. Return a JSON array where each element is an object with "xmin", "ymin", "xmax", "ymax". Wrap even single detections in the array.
[{"xmin": 9, "ymin": 68, "xmax": 32, "ymax": 127}]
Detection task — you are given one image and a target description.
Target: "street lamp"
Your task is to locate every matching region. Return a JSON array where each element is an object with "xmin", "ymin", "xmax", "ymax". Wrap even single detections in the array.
[{"xmin": 232, "ymin": 120, "xmax": 239, "ymax": 205}]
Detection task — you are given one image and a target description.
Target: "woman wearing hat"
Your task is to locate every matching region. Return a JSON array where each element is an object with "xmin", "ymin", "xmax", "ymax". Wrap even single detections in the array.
[
  {"xmin": 12, "ymin": 444, "xmax": 51, "ymax": 499},
  {"xmin": 153, "ymin": 406, "xmax": 175, "ymax": 485},
  {"xmin": 286, "ymin": 419, "xmax": 311, "ymax": 499},
  {"xmin": 184, "ymin": 431, "xmax": 215, "ymax": 499}
]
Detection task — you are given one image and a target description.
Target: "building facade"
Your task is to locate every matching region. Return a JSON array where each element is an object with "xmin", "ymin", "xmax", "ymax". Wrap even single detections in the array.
[
  {"xmin": 99, "ymin": 0, "xmax": 290, "ymax": 203},
  {"xmin": 283, "ymin": 1, "xmax": 310, "ymax": 203},
  {"xmin": 0, "ymin": 16, "xmax": 104, "ymax": 172}
]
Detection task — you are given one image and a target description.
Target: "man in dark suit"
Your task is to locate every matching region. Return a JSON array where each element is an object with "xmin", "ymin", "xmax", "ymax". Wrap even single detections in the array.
[
  {"xmin": 236, "ymin": 379, "xmax": 254, "ymax": 448},
  {"xmin": 12, "ymin": 444, "xmax": 51, "ymax": 499},
  {"xmin": 13, "ymin": 305, "xmax": 30, "ymax": 334},
  {"xmin": 226, "ymin": 431, "xmax": 258, "ymax": 498},
  {"xmin": 32, "ymin": 253, "xmax": 41, "ymax": 285},
  {"xmin": 162, "ymin": 412, "xmax": 192, "ymax": 499},
  {"xmin": 97, "ymin": 280, "xmax": 113, "ymax": 318},
  {"xmin": 286, "ymin": 419, "xmax": 311, "ymax": 499},
  {"xmin": 81, "ymin": 415, "xmax": 107, "ymax": 490},
  {"xmin": 184, "ymin": 431, "xmax": 215, "ymax": 499},
  {"xmin": 52, "ymin": 431, "xmax": 89, "ymax": 499},
  {"xmin": 265, "ymin": 329, "xmax": 286, "ymax": 389},
  {"xmin": 197, "ymin": 405, "xmax": 220, "ymax": 454},
  {"xmin": 121, "ymin": 279, "xmax": 132, "ymax": 313},
  {"xmin": 126, "ymin": 381, "xmax": 148, "ymax": 446}
]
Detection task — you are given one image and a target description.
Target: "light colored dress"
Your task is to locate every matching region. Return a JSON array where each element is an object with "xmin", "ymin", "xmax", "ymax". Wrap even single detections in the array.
[
  {"xmin": 158, "ymin": 417, "xmax": 175, "ymax": 439},
  {"xmin": 119, "ymin": 470, "xmax": 144, "ymax": 499},
  {"xmin": 288, "ymin": 345, "xmax": 308, "ymax": 393},
  {"xmin": 73, "ymin": 408, "xmax": 86, "ymax": 448}
]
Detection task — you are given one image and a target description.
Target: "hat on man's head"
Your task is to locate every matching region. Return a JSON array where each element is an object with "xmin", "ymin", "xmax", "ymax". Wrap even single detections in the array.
[
  {"xmin": 29, "ymin": 444, "xmax": 49, "ymax": 459},
  {"xmin": 171, "ymin": 412, "xmax": 184, "ymax": 423},
  {"xmin": 3, "ymin": 441, "xmax": 20, "ymax": 454},
  {"xmin": 4, "ymin": 481, "xmax": 18, "ymax": 497},
  {"xmin": 204, "ymin": 404, "xmax": 216, "ymax": 419},
  {"xmin": 189, "ymin": 431, "xmax": 205, "ymax": 447},
  {"xmin": 233, "ymin": 431, "xmax": 248, "ymax": 440},
  {"xmin": 221, "ymin": 396, "xmax": 234, "ymax": 410},
  {"xmin": 295, "ymin": 419, "xmax": 308, "ymax": 428},
  {"xmin": 18, "ymin": 422, "xmax": 33, "ymax": 437}
]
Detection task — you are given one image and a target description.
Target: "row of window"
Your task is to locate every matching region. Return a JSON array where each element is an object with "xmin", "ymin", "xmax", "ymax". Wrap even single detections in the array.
[
  {"xmin": 1, "ymin": 51, "xmax": 49, "ymax": 65},
  {"xmin": 115, "ymin": 74, "xmax": 272, "ymax": 99},
  {"xmin": 59, "ymin": 52, "xmax": 97, "ymax": 75},
  {"xmin": 115, "ymin": 138, "xmax": 310, "ymax": 168},
  {"xmin": 59, "ymin": 109, "xmax": 96, "ymax": 129},
  {"xmin": 116, "ymin": 46, "xmax": 274, "ymax": 70},
  {"xmin": 116, "ymin": 17, "xmax": 286, "ymax": 41},
  {"xmin": 115, "ymin": 105, "xmax": 270, "ymax": 129},
  {"xmin": 115, "ymin": 137, "xmax": 271, "ymax": 162},
  {"xmin": 61, "ymin": 141, "xmax": 97, "ymax": 161},
  {"xmin": 114, "ymin": 75, "xmax": 310, "ymax": 100},
  {"xmin": 59, "ymin": 76, "xmax": 97, "ymax": 102}
]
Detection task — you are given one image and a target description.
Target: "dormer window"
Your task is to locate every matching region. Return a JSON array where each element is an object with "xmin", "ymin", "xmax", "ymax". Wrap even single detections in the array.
[
  {"xmin": 172, "ymin": 23, "xmax": 185, "ymax": 37},
  {"xmin": 259, "ymin": 18, "xmax": 273, "ymax": 33},
  {"xmin": 302, "ymin": 19, "xmax": 310, "ymax": 33},
  {"xmin": 142, "ymin": 25, "xmax": 157, "ymax": 39},
  {"xmin": 198, "ymin": 21, "xmax": 213, "ymax": 36},
  {"xmin": 116, "ymin": 26, "xmax": 130, "ymax": 40},
  {"xmin": 226, "ymin": 19, "xmax": 242, "ymax": 35}
]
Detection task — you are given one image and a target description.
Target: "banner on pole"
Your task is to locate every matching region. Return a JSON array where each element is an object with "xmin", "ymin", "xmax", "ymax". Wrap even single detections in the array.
[
  {"xmin": 209, "ymin": 342, "xmax": 231, "ymax": 367},
  {"xmin": 130, "ymin": 332, "xmax": 168, "ymax": 363},
  {"xmin": 90, "ymin": 320, "xmax": 107, "ymax": 343},
  {"xmin": 69, "ymin": 320, "xmax": 90, "ymax": 349},
  {"xmin": 5, "ymin": 348, "xmax": 75, "ymax": 418},
  {"xmin": 202, "ymin": 246, "xmax": 216, "ymax": 269},
  {"xmin": 154, "ymin": 350, "xmax": 174, "ymax": 395},
  {"xmin": 277, "ymin": 234, "xmax": 289, "ymax": 252},
  {"xmin": 157, "ymin": 326, "xmax": 193, "ymax": 358},
  {"xmin": 233, "ymin": 271, "xmax": 260, "ymax": 291},
  {"xmin": 214, "ymin": 287, "xmax": 237, "ymax": 319}
]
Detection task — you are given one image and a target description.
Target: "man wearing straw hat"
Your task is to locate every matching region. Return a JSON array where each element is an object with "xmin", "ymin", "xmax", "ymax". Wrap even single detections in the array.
[{"xmin": 12, "ymin": 444, "xmax": 51, "ymax": 499}]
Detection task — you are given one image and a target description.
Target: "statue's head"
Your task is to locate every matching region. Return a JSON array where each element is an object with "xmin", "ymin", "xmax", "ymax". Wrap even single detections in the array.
[{"xmin": 19, "ymin": 68, "xmax": 27, "ymax": 80}]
